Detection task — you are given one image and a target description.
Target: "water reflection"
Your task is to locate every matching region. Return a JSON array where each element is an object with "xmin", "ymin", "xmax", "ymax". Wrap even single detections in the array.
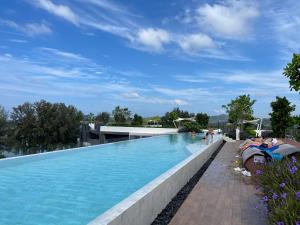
[{"xmin": 168, "ymin": 134, "xmax": 178, "ymax": 144}]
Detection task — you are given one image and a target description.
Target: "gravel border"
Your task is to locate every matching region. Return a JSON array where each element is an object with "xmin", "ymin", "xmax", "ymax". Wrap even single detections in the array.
[{"xmin": 151, "ymin": 141, "xmax": 226, "ymax": 225}]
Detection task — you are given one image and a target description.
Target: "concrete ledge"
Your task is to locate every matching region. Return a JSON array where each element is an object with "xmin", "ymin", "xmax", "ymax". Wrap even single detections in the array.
[
  {"xmin": 100, "ymin": 126, "xmax": 178, "ymax": 136},
  {"xmin": 88, "ymin": 138, "xmax": 223, "ymax": 225}
]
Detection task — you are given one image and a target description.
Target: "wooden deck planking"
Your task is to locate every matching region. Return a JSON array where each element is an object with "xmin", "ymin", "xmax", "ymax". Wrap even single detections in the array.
[{"xmin": 169, "ymin": 141, "xmax": 267, "ymax": 225}]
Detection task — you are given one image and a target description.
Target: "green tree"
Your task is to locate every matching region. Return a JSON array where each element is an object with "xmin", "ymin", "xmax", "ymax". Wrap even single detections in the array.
[
  {"xmin": 35, "ymin": 101, "xmax": 83, "ymax": 150},
  {"xmin": 10, "ymin": 102, "xmax": 39, "ymax": 153},
  {"xmin": 131, "ymin": 114, "xmax": 143, "ymax": 126},
  {"xmin": 10, "ymin": 100, "xmax": 84, "ymax": 154},
  {"xmin": 51, "ymin": 103, "xmax": 83, "ymax": 147},
  {"xmin": 292, "ymin": 115, "xmax": 300, "ymax": 126},
  {"xmin": 161, "ymin": 108, "xmax": 193, "ymax": 128},
  {"xmin": 169, "ymin": 111, "xmax": 178, "ymax": 121},
  {"xmin": 112, "ymin": 106, "xmax": 131, "ymax": 125},
  {"xmin": 34, "ymin": 100, "xmax": 54, "ymax": 149},
  {"xmin": 161, "ymin": 111, "xmax": 177, "ymax": 128},
  {"xmin": 195, "ymin": 113, "xmax": 209, "ymax": 128},
  {"xmin": 86, "ymin": 113, "xmax": 95, "ymax": 123},
  {"xmin": 95, "ymin": 112, "xmax": 110, "ymax": 125},
  {"xmin": 0, "ymin": 105, "xmax": 8, "ymax": 152},
  {"xmin": 222, "ymin": 95, "xmax": 256, "ymax": 127},
  {"xmin": 171, "ymin": 107, "xmax": 192, "ymax": 118},
  {"xmin": 269, "ymin": 96, "xmax": 295, "ymax": 138},
  {"xmin": 182, "ymin": 121, "xmax": 202, "ymax": 133},
  {"xmin": 283, "ymin": 53, "xmax": 300, "ymax": 92}
]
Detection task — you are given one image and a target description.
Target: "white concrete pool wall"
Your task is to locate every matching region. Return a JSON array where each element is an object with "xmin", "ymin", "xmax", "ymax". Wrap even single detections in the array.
[{"xmin": 88, "ymin": 136, "xmax": 224, "ymax": 225}]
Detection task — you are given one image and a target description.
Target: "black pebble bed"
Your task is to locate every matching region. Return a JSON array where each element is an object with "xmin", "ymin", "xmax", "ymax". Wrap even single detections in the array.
[{"xmin": 151, "ymin": 141, "xmax": 226, "ymax": 225}]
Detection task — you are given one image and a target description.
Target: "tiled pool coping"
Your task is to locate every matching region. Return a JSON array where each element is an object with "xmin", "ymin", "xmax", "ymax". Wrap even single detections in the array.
[{"xmin": 88, "ymin": 137, "xmax": 223, "ymax": 225}]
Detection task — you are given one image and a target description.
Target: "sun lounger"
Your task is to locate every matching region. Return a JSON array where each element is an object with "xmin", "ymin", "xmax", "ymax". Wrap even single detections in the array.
[
  {"xmin": 242, "ymin": 147, "xmax": 265, "ymax": 174},
  {"xmin": 242, "ymin": 147, "xmax": 265, "ymax": 164},
  {"xmin": 249, "ymin": 144, "xmax": 279, "ymax": 151},
  {"xmin": 242, "ymin": 143, "xmax": 300, "ymax": 173},
  {"xmin": 272, "ymin": 144, "xmax": 300, "ymax": 156}
]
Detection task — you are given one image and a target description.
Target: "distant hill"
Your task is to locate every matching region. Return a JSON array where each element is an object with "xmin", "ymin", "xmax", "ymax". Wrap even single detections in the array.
[{"xmin": 209, "ymin": 114, "xmax": 228, "ymax": 124}]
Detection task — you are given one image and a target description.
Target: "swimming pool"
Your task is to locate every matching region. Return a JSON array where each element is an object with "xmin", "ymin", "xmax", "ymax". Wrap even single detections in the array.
[{"xmin": 0, "ymin": 133, "xmax": 212, "ymax": 225}]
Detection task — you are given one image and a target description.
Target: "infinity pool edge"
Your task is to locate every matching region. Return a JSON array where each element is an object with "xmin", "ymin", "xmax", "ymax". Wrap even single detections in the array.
[{"xmin": 88, "ymin": 136, "xmax": 224, "ymax": 225}]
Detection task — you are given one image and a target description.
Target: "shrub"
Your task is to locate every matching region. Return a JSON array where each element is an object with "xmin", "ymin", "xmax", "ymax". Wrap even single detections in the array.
[
  {"xmin": 180, "ymin": 121, "xmax": 202, "ymax": 133},
  {"xmin": 256, "ymin": 155, "xmax": 300, "ymax": 224},
  {"xmin": 131, "ymin": 114, "xmax": 143, "ymax": 126}
]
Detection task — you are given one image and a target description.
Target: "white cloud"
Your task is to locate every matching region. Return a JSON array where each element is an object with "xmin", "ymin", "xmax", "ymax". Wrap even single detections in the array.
[
  {"xmin": 23, "ymin": 23, "xmax": 52, "ymax": 36},
  {"xmin": 136, "ymin": 28, "xmax": 170, "ymax": 52},
  {"xmin": 175, "ymin": 75, "xmax": 207, "ymax": 83},
  {"xmin": 202, "ymin": 70, "xmax": 293, "ymax": 99},
  {"xmin": 118, "ymin": 92, "xmax": 189, "ymax": 106},
  {"xmin": 153, "ymin": 86, "xmax": 213, "ymax": 99},
  {"xmin": 24, "ymin": 0, "xmax": 253, "ymax": 59},
  {"xmin": 9, "ymin": 39, "xmax": 28, "ymax": 43},
  {"xmin": 40, "ymin": 47, "xmax": 87, "ymax": 61},
  {"xmin": 177, "ymin": 33, "xmax": 215, "ymax": 54},
  {"xmin": 0, "ymin": 19, "xmax": 52, "ymax": 37},
  {"xmin": 0, "ymin": 52, "xmax": 144, "ymax": 99},
  {"xmin": 4, "ymin": 53, "xmax": 13, "ymax": 58},
  {"xmin": 266, "ymin": 0, "xmax": 300, "ymax": 55},
  {"xmin": 80, "ymin": 19, "xmax": 132, "ymax": 40},
  {"xmin": 29, "ymin": 0, "xmax": 135, "ymax": 41},
  {"xmin": 34, "ymin": 0, "xmax": 79, "ymax": 25},
  {"xmin": 173, "ymin": 99, "xmax": 188, "ymax": 106},
  {"xmin": 81, "ymin": 0, "xmax": 131, "ymax": 15},
  {"xmin": 32, "ymin": 65, "xmax": 85, "ymax": 78},
  {"xmin": 122, "ymin": 92, "xmax": 140, "ymax": 99},
  {"xmin": 207, "ymin": 70, "xmax": 288, "ymax": 89},
  {"xmin": 196, "ymin": 0, "xmax": 259, "ymax": 39}
]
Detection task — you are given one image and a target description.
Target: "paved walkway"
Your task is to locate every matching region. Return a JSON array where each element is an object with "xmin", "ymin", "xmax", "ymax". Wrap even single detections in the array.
[{"xmin": 169, "ymin": 141, "xmax": 267, "ymax": 225}]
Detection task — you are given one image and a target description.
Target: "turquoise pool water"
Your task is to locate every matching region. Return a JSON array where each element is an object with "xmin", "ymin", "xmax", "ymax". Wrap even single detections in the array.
[{"xmin": 0, "ymin": 134, "xmax": 207, "ymax": 225}]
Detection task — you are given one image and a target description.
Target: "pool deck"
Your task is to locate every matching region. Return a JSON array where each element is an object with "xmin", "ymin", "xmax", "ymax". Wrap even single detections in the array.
[{"xmin": 168, "ymin": 141, "xmax": 267, "ymax": 225}]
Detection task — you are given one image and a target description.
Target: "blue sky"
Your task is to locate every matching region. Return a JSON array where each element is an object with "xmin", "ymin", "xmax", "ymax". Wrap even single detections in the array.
[{"xmin": 0, "ymin": 0, "xmax": 299, "ymax": 117}]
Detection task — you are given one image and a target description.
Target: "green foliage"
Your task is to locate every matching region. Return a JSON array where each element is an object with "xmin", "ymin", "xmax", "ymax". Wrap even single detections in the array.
[
  {"xmin": 244, "ymin": 128, "xmax": 256, "ymax": 136},
  {"xmin": 95, "ymin": 112, "xmax": 110, "ymax": 125},
  {"xmin": 182, "ymin": 121, "xmax": 202, "ymax": 133},
  {"xmin": 173, "ymin": 107, "xmax": 194, "ymax": 118},
  {"xmin": 269, "ymin": 96, "xmax": 295, "ymax": 138},
  {"xmin": 161, "ymin": 107, "xmax": 193, "ymax": 128},
  {"xmin": 291, "ymin": 115, "xmax": 300, "ymax": 126},
  {"xmin": 283, "ymin": 53, "xmax": 300, "ymax": 92},
  {"xmin": 256, "ymin": 156, "xmax": 300, "ymax": 224},
  {"xmin": 86, "ymin": 113, "xmax": 95, "ymax": 123},
  {"xmin": 112, "ymin": 106, "xmax": 131, "ymax": 125},
  {"xmin": 222, "ymin": 94, "xmax": 256, "ymax": 126},
  {"xmin": 10, "ymin": 102, "xmax": 39, "ymax": 153},
  {"xmin": 145, "ymin": 116, "xmax": 161, "ymax": 122},
  {"xmin": 145, "ymin": 116, "xmax": 161, "ymax": 125},
  {"xmin": 131, "ymin": 114, "xmax": 143, "ymax": 126},
  {"xmin": 10, "ymin": 100, "xmax": 83, "ymax": 154},
  {"xmin": 169, "ymin": 112, "xmax": 178, "ymax": 121},
  {"xmin": 195, "ymin": 113, "xmax": 209, "ymax": 128},
  {"xmin": 0, "ymin": 105, "xmax": 8, "ymax": 150},
  {"xmin": 161, "ymin": 112, "xmax": 176, "ymax": 128}
]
